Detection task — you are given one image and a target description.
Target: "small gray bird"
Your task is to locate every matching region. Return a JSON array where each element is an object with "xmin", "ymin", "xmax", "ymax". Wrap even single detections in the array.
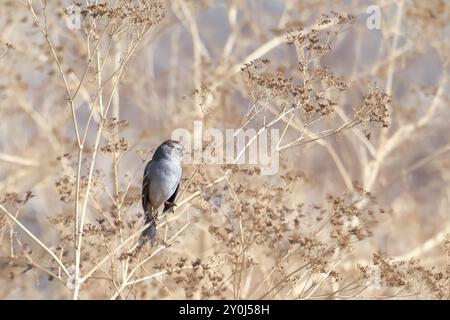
[{"xmin": 140, "ymin": 140, "xmax": 183, "ymax": 245}]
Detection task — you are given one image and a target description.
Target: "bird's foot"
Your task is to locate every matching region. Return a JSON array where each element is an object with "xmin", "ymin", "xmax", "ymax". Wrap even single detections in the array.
[{"xmin": 164, "ymin": 201, "xmax": 177, "ymax": 213}]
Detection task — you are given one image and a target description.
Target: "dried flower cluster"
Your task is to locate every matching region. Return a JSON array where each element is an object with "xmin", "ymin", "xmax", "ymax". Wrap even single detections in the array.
[
  {"xmin": 355, "ymin": 86, "xmax": 391, "ymax": 128},
  {"xmin": 64, "ymin": 1, "xmax": 165, "ymax": 27}
]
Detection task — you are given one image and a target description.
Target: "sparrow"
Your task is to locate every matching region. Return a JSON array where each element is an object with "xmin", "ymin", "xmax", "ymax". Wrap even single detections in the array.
[{"xmin": 140, "ymin": 139, "xmax": 183, "ymax": 245}]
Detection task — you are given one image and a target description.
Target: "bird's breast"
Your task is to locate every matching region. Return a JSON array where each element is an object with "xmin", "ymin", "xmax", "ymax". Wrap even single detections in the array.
[{"xmin": 148, "ymin": 159, "xmax": 181, "ymax": 208}]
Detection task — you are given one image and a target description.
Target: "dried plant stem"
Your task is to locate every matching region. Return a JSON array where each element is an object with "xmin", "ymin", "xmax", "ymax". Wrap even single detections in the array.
[
  {"xmin": 396, "ymin": 224, "xmax": 450, "ymax": 261},
  {"xmin": 73, "ymin": 29, "xmax": 148, "ymax": 299},
  {"xmin": 176, "ymin": 0, "xmax": 207, "ymax": 115},
  {"xmin": 0, "ymin": 204, "xmax": 71, "ymax": 278},
  {"xmin": 110, "ymin": 221, "xmax": 192, "ymax": 300},
  {"xmin": 258, "ymin": 245, "xmax": 338, "ymax": 299},
  {"xmin": 264, "ymin": 103, "xmax": 354, "ymax": 190},
  {"xmin": 27, "ymin": 0, "xmax": 81, "ymax": 147},
  {"xmin": 363, "ymin": 73, "xmax": 447, "ymax": 192},
  {"xmin": 0, "ymin": 153, "xmax": 38, "ymax": 167}
]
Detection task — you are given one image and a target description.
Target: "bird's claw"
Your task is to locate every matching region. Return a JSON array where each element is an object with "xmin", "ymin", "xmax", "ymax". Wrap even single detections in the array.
[{"xmin": 164, "ymin": 201, "xmax": 177, "ymax": 213}]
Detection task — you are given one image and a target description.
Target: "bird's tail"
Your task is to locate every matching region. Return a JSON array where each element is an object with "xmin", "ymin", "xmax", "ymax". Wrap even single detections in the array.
[
  {"xmin": 139, "ymin": 219, "xmax": 157, "ymax": 245},
  {"xmin": 127, "ymin": 211, "xmax": 157, "ymax": 256},
  {"xmin": 136, "ymin": 209, "xmax": 157, "ymax": 248}
]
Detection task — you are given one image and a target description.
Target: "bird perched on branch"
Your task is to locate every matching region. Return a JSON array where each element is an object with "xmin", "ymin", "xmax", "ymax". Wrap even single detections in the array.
[{"xmin": 140, "ymin": 140, "xmax": 183, "ymax": 245}]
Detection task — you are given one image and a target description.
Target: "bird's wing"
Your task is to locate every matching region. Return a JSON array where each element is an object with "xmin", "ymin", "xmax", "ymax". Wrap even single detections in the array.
[
  {"xmin": 142, "ymin": 160, "xmax": 152, "ymax": 222},
  {"xmin": 163, "ymin": 182, "xmax": 180, "ymax": 213}
]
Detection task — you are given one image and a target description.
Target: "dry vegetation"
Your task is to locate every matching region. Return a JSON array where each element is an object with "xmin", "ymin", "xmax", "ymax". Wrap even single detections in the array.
[{"xmin": 0, "ymin": 0, "xmax": 449, "ymax": 299}]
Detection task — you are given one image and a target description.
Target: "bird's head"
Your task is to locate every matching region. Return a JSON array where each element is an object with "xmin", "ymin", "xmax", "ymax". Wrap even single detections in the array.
[{"xmin": 153, "ymin": 139, "xmax": 184, "ymax": 162}]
